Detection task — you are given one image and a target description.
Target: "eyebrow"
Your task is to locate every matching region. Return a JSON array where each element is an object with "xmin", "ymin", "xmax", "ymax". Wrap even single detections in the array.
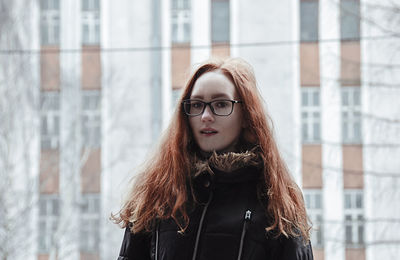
[{"xmin": 190, "ymin": 93, "xmax": 231, "ymax": 99}]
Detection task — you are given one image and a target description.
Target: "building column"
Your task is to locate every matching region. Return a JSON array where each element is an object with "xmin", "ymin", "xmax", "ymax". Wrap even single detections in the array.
[
  {"xmin": 191, "ymin": 0, "xmax": 211, "ymax": 65},
  {"xmin": 229, "ymin": 0, "xmax": 239, "ymax": 57},
  {"xmin": 101, "ymin": 1, "xmax": 154, "ymax": 259},
  {"xmin": 233, "ymin": 0, "xmax": 301, "ymax": 185},
  {"xmin": 291, "ymin": 0, "xmax": 302, "ymax": 187},
  {"xmin": 160, "ymin": 0, "xmax": 172, "ymax": 130},
  {"xmin": 59, "ymin": 0, "xmax": 82, "ymax": 259},
  {"xmin": 29, "ymin": 2, "xmax": 41, "ymax": 259},
  {"xmin": 361, "ymin": 0, "xmax": 400, "ymax": 259},
  {"xmin": 319, "ymin": 0, "xmax": 345, "ymax": 259},
  {"xmin": 0, "ymin": 0, "xmax": 40, "ymax": 259}
]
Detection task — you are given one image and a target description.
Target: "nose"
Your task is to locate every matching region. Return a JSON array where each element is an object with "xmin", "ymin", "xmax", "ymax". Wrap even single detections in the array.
[{"xmin": 201, "ymin": 104, "xmax": 215, "ymax": 122}]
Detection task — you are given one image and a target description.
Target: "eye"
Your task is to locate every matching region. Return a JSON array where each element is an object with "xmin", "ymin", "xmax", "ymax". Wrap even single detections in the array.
[
  {"xmin": 191, "ymin": 101, "xmax": 203, "ymax": 108},
  {"xmin": 214, "ymin": 101, "xmax": 229, "ymax": 108}
]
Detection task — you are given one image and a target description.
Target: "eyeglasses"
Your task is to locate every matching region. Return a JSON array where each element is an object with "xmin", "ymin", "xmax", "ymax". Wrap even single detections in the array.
[{"xmin": 182, "ymin": 99, "xmax": 243, "ymax": 116}]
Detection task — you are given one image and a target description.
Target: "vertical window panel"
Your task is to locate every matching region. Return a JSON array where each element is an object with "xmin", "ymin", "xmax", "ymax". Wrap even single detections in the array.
[
  {"xmin": 313, "ymin": 123, "xmax": 320, "ymax": 140},
  {"xmin": 304, "ymin": 189, "xmax": 324, "ymax": 248},
  {"xmin": 301, "ymin": 88, "xmax": 321, "ymax": 143},
  {"xmin": 300, "ymin": 0, "xmax": 319, "ymax": 42},
  {"xmin": 313, "ymin": 91, "xmax": 319, "ymax": 105},
  {"xmin": 345, "ymin": 219, "xmax": 352, "ymax": 244},
  {"xmin": 40, "ymin": 0, "xmax": 60, "ymax": 45},
  {"xmin": 340, "ymin": 0, "xmax": 360, "ymax": 40},
  {"xmin": 41, "ymin": 92, "xmax": 60, "ymax": 149},
  {"xmin": 81, "ymin": 91, "xmax": 101, "ymax": 148},
  {"xmin": 82, "ymin": 0, "xmax": 100, "ymax": 45},
  {"xmin": 212, "ymin": 0, "xmax": 230, "ymax": 43},
  {"xmin": 354, "ymin": 89, "xmax": 360, "ymax": 105},
  {"xmin": 80, "ymin": 194, "xmax": 100, "ymax": 253},
  {"xmin": 356, "ymin": 193, "xmax": 362, "ymax": 208},
  {"xmin": 345, "ymin": 193, "xmax": 352, "ymax": 208},
  {"xmin": 316, "ymin": 215, "xmax": 323, "ymax": 245},
  {"xmin": 171, "ymin": 0, "xmax": 191, "ymax": 43},
  {"xmin": 341, "ymin": 87, "xmax": 362, "ymax": 143},
  {"xmin": 342, "ymin": 91, "xmax": 349, "ymax": 106},
  {"xmin": 38, "ymin": 195, "xmax": 60, "ymax": 253},
  {"xmin": 302, "ymin": 92, "xmax": 308, "ymax": 106},
  {"xmin": 344, "ymin": 190, "xmax": 365, "ymax": 247}
]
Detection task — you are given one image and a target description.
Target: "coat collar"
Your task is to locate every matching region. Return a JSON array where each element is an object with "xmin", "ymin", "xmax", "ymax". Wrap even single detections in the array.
[{"xmin": 191, "ymin": 146, "xmax": 263, "ymax": 183}]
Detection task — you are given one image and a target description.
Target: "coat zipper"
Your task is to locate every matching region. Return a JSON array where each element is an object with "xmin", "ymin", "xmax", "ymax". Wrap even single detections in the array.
[
  {"xmin": 155, "ymin": 222, "xmax": 159, "ymax": 260},
  {"xmin": 192, "ymin": 191, "xmax": 213, "ymax": 260},
  {"xmin": 237, "ymin": 210, "xmax": 252, "ymax": 260}
]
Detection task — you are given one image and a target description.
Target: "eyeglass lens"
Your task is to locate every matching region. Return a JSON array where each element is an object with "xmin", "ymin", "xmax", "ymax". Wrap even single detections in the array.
[{"xmin": 184, "ymin": 100, "xmax": 233, "ymax": 116}]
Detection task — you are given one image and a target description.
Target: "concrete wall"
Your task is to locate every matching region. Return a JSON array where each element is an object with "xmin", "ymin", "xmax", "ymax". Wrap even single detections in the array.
[
  {"xmin": 101, "ymin": 0, "xmax": 154, "ymax": 259},
  {"xmin": 232, "ymin": 0, "xmax": 302, "ymax": 185},
  {"xmin": 0, "ymin": 0, "xmax": 40, "ymax": 259},
  {"xmin": 361, "ymin": 1, "xmax": 400, "ymax": 259},
  {"xmin": 319, "ymin": 0, "xmax": 345, "ymax": 259}
]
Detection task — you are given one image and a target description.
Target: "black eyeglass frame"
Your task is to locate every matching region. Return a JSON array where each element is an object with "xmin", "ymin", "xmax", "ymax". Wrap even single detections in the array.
[{"xmin": 182, "ymin": 99, "xmax": 243, "ymax": 116}]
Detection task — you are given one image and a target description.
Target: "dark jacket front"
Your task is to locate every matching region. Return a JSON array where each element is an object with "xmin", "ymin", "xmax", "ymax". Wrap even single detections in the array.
[{"xmin": 118, "ymin": 155, "xmax": 313, "ymax": 260}]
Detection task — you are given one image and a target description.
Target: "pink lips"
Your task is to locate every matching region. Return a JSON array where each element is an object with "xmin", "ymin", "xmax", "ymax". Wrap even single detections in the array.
[{"xmin": 200, "ymin": 127, "xmax": 218, "ymax": 136}]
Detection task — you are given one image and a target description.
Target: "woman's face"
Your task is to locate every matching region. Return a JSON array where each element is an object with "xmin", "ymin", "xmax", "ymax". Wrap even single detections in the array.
[{"xmin": 188, "ymin": 71, "xmax": 244, "ymax": 153}]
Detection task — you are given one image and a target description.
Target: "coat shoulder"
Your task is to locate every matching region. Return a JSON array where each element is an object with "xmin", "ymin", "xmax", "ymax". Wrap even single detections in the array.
[
  {"xmin": 279, "ymin": 235, "xmax": 314, "ymax": 260},
  {"xmin": 117, "ymin": 226, "xmax": 152, "ymax": 260}
]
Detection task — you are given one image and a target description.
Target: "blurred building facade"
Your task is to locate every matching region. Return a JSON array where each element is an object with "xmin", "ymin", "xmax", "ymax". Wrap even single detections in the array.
[{"xmin": 0, "ymin": 0, "xmax": 399, "ymax": 259}]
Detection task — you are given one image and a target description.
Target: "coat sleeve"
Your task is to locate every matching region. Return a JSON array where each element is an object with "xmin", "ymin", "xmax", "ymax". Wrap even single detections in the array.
[
  {"xmin": 117, "ymin": 226, "xmax": 152, "ymax": 260},
  {"xmin": 280, "ymin": 236, "xmax": 314, "ymax": 260}
]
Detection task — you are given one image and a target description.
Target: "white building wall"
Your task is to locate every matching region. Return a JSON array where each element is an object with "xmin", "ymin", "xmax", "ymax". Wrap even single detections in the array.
[
  {"xmin": 233, "ymin": 0, "xmax": 301, "ymax": 185},
  {"xmin": 161, "ymin": 0, "xmax": 172, "ymax": 129},
  {"xmin": 230, "ymin": 0, "xmax": 240, "ymax": 58},
  {"xmin": 291, "ymin": 0, "xmax": 302, "ymax": 188},
  {"xmin": 361, "ymin": 0, "xmax": 400, "ymax": 259},
  {"xmin": 29, "ymin": 1, "xmax": 41, "ymax": 257},
  {"xmin": 101, "ymin": 0, "xmax": 154, "ymax": 259},
  {"xmin": 191, "ymin": 0, "xmax": 211, "ymax": 65},
  {"xmin": 59, "ymin": 0, "xmax": 82, "ymax": 259},
  {"xmin": 0, "ymin": 1, "xmax": 40, "ymax": 259},
  {"xmin": 319, "ymin": 0, "xmax": 345, "ymax": 260}
]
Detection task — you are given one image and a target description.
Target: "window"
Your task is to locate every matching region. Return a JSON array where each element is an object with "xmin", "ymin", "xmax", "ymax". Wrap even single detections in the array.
[
  {"xmin": 82, "ymin": 0, "xmax": 100, "ymax": 45},
  {"xmin": 341, "ymin": 87, "xmax": 361, "ymax": 143},
  {"xmin": 344, "ymin": 190, "xmax": 364, "ymax": 247},
  {"xmin": 340, "ymin": 0, "xmax": 360, "ymax": 40},
  {"xmin": 40, "ymin": 0, "xmax": 60, "ymax": 45},
  {"xmin": 304, "ymin": 189, "xmax": 324, "ymax": 248},
  {"xmin": 82, "ymin": 91, "xmax": 101, "ymax": 147},
  {"xmin": 80, "ymin": 194, "xmax": 100, "ymax": 252},
  {"xmin": 41, "ymin": 92, "xmax": 60, "ymax": 149},
  {"xmin": 38, "ymin": 195, "xmax": 60, "ymax": 253},
  {"xmin": 211, "ymin": 0, "xmax": 230, "ymax": 43},
  {"xmin": 171, "ymin": 0, "xmax": 191, "ymax": 43},
  {"xmin": 300, "ymin": 0, "xmax": 319, "ymax": 42},
  {"xmin": 301, "ymin": 88, "xmax": 321, "ymax": 143}
]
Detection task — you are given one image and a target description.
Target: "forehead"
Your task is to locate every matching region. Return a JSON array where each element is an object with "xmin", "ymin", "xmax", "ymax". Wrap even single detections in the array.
[{"xmin": 190, "ymin": 71, "xmax": 237, "ymax": 99}]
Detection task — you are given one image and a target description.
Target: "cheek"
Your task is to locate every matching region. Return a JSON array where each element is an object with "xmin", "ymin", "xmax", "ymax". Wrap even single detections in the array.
[
  {"xmin": 188, "ymin": 117, "xmax": 198, "ymax": 135},
  {"xmin": 225, "ymin": 114, "xmax": 244, "ymax": 138}
]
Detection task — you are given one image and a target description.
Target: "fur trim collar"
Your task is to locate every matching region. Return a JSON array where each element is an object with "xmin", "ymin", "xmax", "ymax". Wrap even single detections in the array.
[{"xmin": 191, "ymin": 147, "xmax": 262, "ymax": 178}]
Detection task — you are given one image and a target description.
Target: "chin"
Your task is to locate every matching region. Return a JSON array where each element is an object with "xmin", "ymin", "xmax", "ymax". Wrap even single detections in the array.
[
  {"xmin": 199, "ymin": 147, "xmax": 217, "ymax": 153},
  {"xmin": 200, "ymin": 145, "xmax": 235, "ymax": 154}
]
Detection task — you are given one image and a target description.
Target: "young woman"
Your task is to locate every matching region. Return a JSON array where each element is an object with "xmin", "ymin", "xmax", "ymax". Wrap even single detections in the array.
[{"xmin": 114, "ymin": 58, "xmax": 313, "ymax": 260}]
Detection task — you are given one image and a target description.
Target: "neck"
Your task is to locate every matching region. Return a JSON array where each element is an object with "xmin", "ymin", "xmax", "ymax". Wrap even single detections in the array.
[{"xmin": 198, "ymin": 140, "xmax": 241, "ymax": 158}]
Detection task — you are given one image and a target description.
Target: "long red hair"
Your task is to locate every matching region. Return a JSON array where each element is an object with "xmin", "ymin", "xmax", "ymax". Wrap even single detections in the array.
[{"xmin": 113, "ymin": 58, "xmax": 310, "ymax": 241}]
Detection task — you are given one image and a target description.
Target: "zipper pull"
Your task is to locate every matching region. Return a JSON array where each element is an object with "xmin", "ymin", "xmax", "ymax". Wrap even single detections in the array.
[{"xmin": 244, "ymin": 210, "xmax": 252, "ymax": 221}]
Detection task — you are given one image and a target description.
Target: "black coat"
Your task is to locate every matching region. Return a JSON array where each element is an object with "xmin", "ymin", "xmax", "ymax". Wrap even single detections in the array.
[{"xmin": 117, "ymin": 163, "xmax": 313, "ymax": 260}]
